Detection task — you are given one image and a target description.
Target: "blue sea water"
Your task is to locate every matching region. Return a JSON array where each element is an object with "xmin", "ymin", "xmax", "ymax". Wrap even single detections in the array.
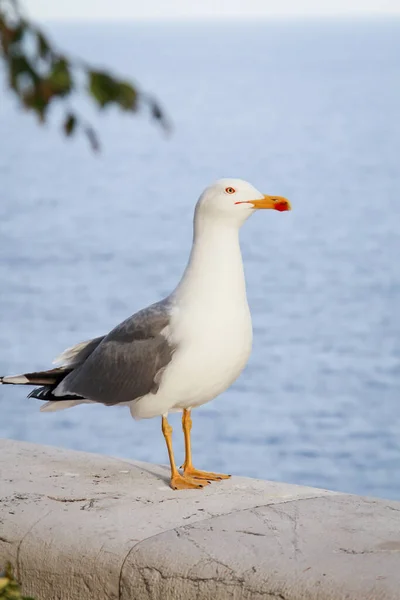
[{"xmin": 1, "ymin": 19, "xmax": 399, "ymax": 500}]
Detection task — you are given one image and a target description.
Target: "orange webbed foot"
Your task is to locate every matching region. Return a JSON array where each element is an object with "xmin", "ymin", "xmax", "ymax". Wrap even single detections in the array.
[
  {"xmin": 182, "ymin": 465, "xmax": 231, "ymax": 481},
  {"xmin": 170, "ymin": 473, "xmax": 210, "ymax": 490}
]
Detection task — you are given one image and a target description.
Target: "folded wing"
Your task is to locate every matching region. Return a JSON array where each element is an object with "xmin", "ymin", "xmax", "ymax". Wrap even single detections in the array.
[{"xmin": 50, "ymin": 300, "xmax": 174, "ymax": 407}]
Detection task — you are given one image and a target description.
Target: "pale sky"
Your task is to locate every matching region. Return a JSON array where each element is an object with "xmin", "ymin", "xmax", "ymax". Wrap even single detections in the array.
[{"xmin": 25, "ymin": 0, "xmax": 400, "ymax": 21}]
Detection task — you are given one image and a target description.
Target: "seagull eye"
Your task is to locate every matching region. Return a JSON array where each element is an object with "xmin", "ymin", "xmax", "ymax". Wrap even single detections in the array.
[{"xmin": 225, "ymin": 187, "xmax": 236, "ymax": 194}]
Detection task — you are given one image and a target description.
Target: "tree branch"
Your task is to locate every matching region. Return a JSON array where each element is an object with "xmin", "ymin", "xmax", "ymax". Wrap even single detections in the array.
[{"xmin": 0, "ymin": 0, "xmax": 169, "ymax": 151}]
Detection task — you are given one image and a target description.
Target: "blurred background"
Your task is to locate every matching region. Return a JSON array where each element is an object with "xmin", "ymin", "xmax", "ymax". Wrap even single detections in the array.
[{"xmin": 1, "ymin": 1, "xmax": 400, "ymax": 500}]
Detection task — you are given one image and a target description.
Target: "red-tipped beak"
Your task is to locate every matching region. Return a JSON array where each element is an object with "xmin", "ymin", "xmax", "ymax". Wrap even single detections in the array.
[
  {"xmin": 251, "ymin": 195, "xmax": 291, "ymax": 211},
  {"xmin": 235, "ymin": 195, "xmax": 291, "ymax": 211}
]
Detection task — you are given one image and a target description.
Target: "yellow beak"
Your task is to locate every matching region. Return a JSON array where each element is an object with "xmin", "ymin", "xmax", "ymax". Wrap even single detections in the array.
[{"xmin": 250, "ymin": 195, "xmax": 291, "ymax": 212}]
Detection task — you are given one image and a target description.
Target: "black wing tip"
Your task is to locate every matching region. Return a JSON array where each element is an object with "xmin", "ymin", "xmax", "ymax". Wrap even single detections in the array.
[
  {"xmin": 28, "ymin": 386, "xmax": 50, "ymax": 400},
  {"xmin": 28, "ymin": 386, "xmax": 85, "ymax": 402}
]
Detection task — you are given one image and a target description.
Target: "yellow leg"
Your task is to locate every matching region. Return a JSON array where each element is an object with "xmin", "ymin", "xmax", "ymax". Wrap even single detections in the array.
[
  {"xmin": 181, "ymin": 409, "xmax": 231, "ymax": 481},
  {"xmin": 161, "ymin": 416, "xmax": 207, "ymax": 490}
]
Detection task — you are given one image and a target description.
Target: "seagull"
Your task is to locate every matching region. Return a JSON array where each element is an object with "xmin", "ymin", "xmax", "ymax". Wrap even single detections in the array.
[{"xmin": 0, "ymin": 179, "xmax": 291, "ymax": 490}]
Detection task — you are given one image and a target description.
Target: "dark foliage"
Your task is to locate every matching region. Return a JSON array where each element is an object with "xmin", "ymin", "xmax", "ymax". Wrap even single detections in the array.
[
  {"xmin": 0, "ymin": 563, "xmax": 35, "ymax": 600},
  {"xmin": 0, "ymin": 0, "xmax": 168, "ymax": 151}
]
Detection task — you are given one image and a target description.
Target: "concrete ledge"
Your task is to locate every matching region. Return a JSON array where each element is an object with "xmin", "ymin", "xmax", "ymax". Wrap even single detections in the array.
[{"xmin": 1, "ymin": 439, "xmax": 400, "ymax": 600}]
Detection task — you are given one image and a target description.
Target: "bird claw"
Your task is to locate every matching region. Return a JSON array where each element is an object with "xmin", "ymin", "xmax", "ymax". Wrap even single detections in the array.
[
  {"xmin": 170, "ymin": 473, "xmax": 210, "ymax": 490},
  {"xmin": 182, "ymin": 465, "xmax": 231, "ymax": 481}
]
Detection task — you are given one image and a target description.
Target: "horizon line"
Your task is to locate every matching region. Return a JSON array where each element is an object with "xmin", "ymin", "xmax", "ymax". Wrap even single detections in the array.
[{"xmin": 36, "ymin": 13, "xmax": 400, "ymax": 24}]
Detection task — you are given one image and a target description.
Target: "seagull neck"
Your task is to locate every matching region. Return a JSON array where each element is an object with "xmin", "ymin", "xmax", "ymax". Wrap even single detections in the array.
[{"xmin": 174, "ymin": 214, "xmax": 247, "ymax": 303}]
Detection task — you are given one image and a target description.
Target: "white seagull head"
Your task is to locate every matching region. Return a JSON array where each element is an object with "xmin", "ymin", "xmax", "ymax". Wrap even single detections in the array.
[{"xmin": 195, "ymin": 178, "xmax": 291, "ymax": 226}]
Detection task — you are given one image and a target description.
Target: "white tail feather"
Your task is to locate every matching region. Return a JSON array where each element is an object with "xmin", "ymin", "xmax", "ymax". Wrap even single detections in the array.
[
  {"xmin": 1, "ymin": 375, "xmax": 29, "ymax": 384},
  {"xmin": 40, "ymin": 399, "xmax": 87, "ymax": 412}
]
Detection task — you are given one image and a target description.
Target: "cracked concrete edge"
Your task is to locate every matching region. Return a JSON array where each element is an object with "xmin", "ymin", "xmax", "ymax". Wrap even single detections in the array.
[
  {"xmin": 2, "ymin": 501, "xmax": 137, "ymax": 600},
  {"xmin": 120, "ymin": 495, "xmax": 400, "ymax": 600},
  {"xmin": 0, "ymin": 439, "xmax": 336, "ymax": 599},
  {"xmin": 1, "ymin": 440, "xmax": 400, "ymax": 600},
  {"xmin": 116, "ymin": 493, "xmax": 318, "ymax": 600},
  {"xmin": 115, "ymin": 492, "xmax": 346, "ymax": 598},
  {"xmin": 2, "ymin": 491, "xmax": 337, "ymax": 599}
]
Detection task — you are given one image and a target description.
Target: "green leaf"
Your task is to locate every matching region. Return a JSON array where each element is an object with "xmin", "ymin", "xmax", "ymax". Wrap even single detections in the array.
[
  {"xmin": 8, "ymin": 55, "xmax": 36, "ymax": 90},
  {"xmin": 0, "ymin": 23, "xmax": 14, "ymax": 54},
  {"xmin": 38, "ymin": 78, "xmax": 57, "ymax": 101},
  {"xmin": 89, "ymin": 71, "xmax": 119, "ymax": 108},
  {"xmin": 0, "ymin": 563, "xmax": 36, "ymax": 599},
  {"xmin": 22, "ymin": 87, "xmax": 48, "ymax": 122},
  {"xmin": 89, "ymin": 73, "xmax": 138, "ymax": 111},
  {"xmin": 48, "ymin": 58, "xmax": 72, "ymax": 95},
  {"xmin": 63, "ymin": 113, "xmax": 76, "ymax": 136},
  {"xmin": 11, "ymin": 23, "xmax": 26, "ymax": 44},
  {"xmin": 36, "ymin": 30, "xmax": 51, "ymax": 58},
  {"xmin": 116, "ymin": 82, "xmax": 137, "ymax": 110}
]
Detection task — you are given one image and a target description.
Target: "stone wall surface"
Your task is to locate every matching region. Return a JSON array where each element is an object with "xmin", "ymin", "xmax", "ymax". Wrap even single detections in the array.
[{"xmin": 0, "ymin": 439, "xmax": 399, "ymax": 599}]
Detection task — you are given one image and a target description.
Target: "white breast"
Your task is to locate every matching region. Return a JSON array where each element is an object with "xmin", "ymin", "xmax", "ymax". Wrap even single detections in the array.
[
  {"xmin": 165, "ymin": 300, "xmax": 252, "ymax": 410},
  {"xmin": 130, "ymin": 214, "xmax": 253, "ymax": 419}
]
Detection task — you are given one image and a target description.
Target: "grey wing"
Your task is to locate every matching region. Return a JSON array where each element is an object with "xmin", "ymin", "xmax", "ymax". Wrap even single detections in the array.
[{"xmin": 55, "ymin": 300, "xmax": 174, "ymax": 406}]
